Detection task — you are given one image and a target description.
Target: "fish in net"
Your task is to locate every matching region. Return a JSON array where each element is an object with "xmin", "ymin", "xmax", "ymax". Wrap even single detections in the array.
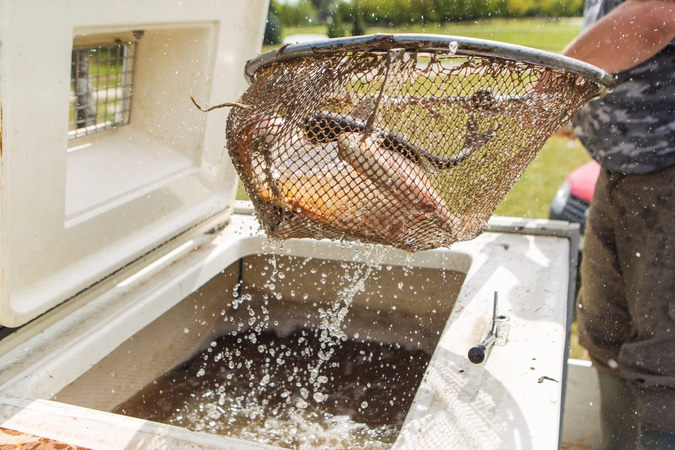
[{"xmin": 211, "ymin": 35, "xmax": 612, "ymax": 252}]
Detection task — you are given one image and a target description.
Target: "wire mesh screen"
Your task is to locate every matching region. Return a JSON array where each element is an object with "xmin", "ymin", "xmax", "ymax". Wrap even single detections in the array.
[
  {"xmin": 69, "ymin": 43, "xmax": 135, "ymax": 139},
  {"xmin": 226, "ymin": 36, "xmax": 611, "ymax": 252}
]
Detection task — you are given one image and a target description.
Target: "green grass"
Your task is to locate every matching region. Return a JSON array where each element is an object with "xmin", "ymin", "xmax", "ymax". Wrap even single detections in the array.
[
  {"xmin": 569, "ymin": 320, "xmax": 590, "ymax": 359},
  {"xmin": 494, "ymin": 136, "xmax": 591, "ymax": 218},
  {"xmin": 236, "ymin": 181, "xmax": 249, "ymax": 201},
  {"xmin": 282, "ymin": 25, "xmax": 329, "ymax": 39},
  {"xmin": 369, "ymin": 17, "xmax": 582, "ymax": 52},
  {"xmin": 272, "ymin": 18, "xmax": 582, "ymax": 53}
]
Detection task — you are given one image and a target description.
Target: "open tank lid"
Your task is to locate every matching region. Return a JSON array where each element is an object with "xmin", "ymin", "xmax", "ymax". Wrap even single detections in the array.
[{"xmin": 0, "ymin": 0, "xmax": 268, "ymax": 327}]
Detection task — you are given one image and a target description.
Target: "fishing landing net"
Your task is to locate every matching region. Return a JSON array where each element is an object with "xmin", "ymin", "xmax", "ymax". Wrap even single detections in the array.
[{"xmin": 221, "ymin": 34, "xmax": 613, "ymax": 252}]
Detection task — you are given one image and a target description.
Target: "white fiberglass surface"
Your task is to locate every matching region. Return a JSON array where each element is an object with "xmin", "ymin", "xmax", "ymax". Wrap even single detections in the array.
[
  {"xmin": 0, "ymin": 218, "xmax": 572, "ymax": 450},
  {"xmin": 0, "ymin": 0, "xmax": 268, "ymax": 327},
  {"xmin": 54, "ymin": 250, "xmax": 467, "ymax": 449}
]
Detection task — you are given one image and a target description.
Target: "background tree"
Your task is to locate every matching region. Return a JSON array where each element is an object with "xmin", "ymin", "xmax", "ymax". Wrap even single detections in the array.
[
  {"xmin": 352, "ymin": 8, "xmax": 367, "ymax": 35},
  {"xmin": 327, "ymin": 9, "xmax": 347, "ymax": 37},
  {"xmin": 336, "ymin": 1, "xmax": 367, "ymax": 35},
  {"xmin": 275, "ymin": 0, "xmax": 584, "ymax": 32},
  {"xmin": 311, "ymin": 0, "xmax": 339, "ymax": 23},
  {"xmin": 263, "ymin": 1, "xmax": 283, "ymax": 45},
  {"xmin": 276, "ymin": 0, "xmax": 319, "ymax": 27}
]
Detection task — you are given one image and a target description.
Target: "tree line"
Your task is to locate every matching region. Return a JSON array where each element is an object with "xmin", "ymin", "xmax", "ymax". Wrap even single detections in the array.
[{"xmin": 273, "ymin": 0, "xmax": 583, "ymax": 29}]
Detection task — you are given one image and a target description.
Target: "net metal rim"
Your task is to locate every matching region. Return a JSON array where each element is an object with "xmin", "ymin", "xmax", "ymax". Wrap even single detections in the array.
[{"xmin": 245, "ymin": 33, "xmax": 614, "ymax": 94}]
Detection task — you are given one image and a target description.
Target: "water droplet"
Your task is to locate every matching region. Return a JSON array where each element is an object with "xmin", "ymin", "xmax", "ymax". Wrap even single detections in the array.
[
  {"xmin": 196, "ymin": 368, "xmax": 206, "ymax": 377},
  {"xmin": 313, "ymin": 392, "xmax": 327, "ymax": 402},
  {"xmin": 448, "ymin": 41, "xmax": 458, "ymax": 55},
  {"xmin": 183, "ymin": 328, "xmax": 189, "ymax": 333},
  {"xmin": 361, "ymin": 401, "xmax": 369, "ymax": 409}
]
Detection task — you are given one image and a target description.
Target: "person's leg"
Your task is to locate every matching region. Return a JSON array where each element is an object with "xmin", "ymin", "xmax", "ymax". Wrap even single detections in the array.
[
  {"xmin": 639, "ymin": 425, "xmax": 675, "ymax": 450},
  {"xmin": 610, "ymin": 165, "xmax": 675, "ymax": 434},
  {"xmin": 578, "ymin": 169, "xmax": 639, "ymax": 449},
  {"xmin": 577, "ymin": 169, "xmax": 633, "ymax": 372},
  {"xmin": 579, "ymin": 165, "xmax": 675, "ymax": 440},
  {"xmin": 595, "ymin": 370, "xmax": 639, "ymax": 450}
]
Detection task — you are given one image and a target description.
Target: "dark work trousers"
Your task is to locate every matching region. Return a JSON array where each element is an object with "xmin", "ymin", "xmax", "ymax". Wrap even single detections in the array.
[{"xmin": 578, "ymin": 164, "xmax": 675, "ymax": 448}]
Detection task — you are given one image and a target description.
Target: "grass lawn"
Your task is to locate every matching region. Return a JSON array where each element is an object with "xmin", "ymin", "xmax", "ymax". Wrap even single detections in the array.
[
  {"xmin": 368, "ymin": 17, "xmax": 583, "ymax": 52},
  {"xmin": 274, "ymin": 18, "xmax": 582, "ymax": 53},
  {"xmin": 494, "ymin": 136, "xmax": 591, "ymax": 218}
]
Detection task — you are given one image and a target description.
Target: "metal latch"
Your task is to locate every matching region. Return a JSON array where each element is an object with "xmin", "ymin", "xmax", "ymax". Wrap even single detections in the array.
[{"xmin": 468, "ymin": 291, "xmax": 510, "ymax": 364}]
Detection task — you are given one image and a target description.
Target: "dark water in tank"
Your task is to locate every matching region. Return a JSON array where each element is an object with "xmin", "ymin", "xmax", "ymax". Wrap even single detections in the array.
[{"xmin": 114, "ymin": 327, "xmax": 432, "ymax": 449}]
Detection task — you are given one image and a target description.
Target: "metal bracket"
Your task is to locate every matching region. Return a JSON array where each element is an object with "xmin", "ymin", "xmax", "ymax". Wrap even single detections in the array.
[{"xmin": 468, "ymin": 291, "xmax": 510, "ymax": 364}]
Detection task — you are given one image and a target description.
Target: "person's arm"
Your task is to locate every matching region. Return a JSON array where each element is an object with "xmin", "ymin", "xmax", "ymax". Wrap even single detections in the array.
[{"xmin": 563, "ymin": 0, "xmax": 675, "ymax": 73}]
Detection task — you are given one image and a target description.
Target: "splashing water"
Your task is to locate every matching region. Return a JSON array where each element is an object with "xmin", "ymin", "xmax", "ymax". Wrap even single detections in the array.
[
  {"xmin": 307, "ymin": 245, "xmax": 388, "ymax": 395},
  {"xmin": 448, "ymin": 40, "xmax": 459, "ymax": 55},
  {"xmin": 113, "ymin": 247, "xmax": 459, "ymax": 449}
]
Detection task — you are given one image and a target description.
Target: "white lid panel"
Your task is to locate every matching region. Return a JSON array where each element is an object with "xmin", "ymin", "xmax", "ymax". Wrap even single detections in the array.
[{"xmin": 0, "ymin": 0, "xmax": 267, "ymax": 326}]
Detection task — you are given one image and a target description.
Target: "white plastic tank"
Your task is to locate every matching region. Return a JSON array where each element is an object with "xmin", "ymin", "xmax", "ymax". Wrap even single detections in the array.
[{"xmin": 0, "ymin": 1, "xmax": 582, "ymax": 448}]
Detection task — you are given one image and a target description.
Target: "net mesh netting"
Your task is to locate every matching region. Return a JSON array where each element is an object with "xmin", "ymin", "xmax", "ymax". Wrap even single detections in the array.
[{"xmin": 225, "ymin": 39, "xmax": 606, "ymax": 252}]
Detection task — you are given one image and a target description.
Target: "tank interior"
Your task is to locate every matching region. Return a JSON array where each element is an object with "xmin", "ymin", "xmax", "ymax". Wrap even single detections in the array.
[{"xmin": 53, "ymin": 253, "xmax": 467, "ymax": 448}]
